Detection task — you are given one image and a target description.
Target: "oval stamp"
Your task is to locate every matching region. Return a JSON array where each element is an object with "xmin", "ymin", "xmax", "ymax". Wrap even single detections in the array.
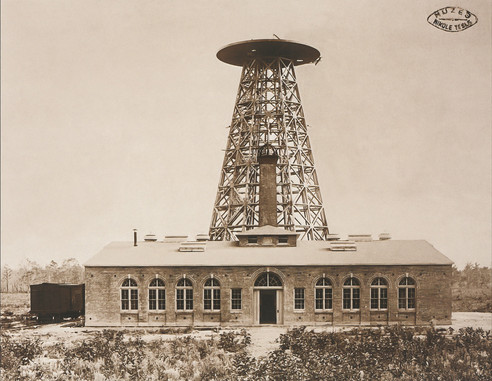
[{"xmin": 427, "ymin": 7, "xmax": 478, "ymax": 32}]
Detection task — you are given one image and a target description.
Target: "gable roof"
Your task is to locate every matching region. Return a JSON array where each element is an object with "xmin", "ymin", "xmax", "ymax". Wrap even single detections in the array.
[{"xmin": 84, "ymin": 240, "xmax": 453, "ymax": 267}]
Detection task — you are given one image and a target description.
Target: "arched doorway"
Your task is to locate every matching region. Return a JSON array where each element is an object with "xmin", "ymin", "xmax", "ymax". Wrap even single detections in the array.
[{"xmin": 254, "ymin": 272, "xmax": 283, "ymax": 324}]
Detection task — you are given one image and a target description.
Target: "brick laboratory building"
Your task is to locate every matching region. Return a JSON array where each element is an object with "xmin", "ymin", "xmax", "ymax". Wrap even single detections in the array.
[{"xmin": 84, "ymin": 39, "xmax": 453, "ymax": 327}]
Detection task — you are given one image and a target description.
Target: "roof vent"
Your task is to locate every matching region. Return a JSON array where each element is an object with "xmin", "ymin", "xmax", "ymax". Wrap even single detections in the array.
[
  {"xmin": 348, "ymin": 234, "xmax": 372, "ymax": 242},
  {"xmin": 164, "ymin": 235, "xmax": 189, "ymax": 243},
  {"xmin": 179, "ymin": 241, "xmax": 206, "ymax": 252},
  {"xmin": 379, "ymin": 233, "xmax": 391, "ymax": 240},
  {"xmin": 196, "ymin": 234, "xmax": 211, "ymax": 241},
  {"xmin": 327, "ymin": 234, "xmax": 340, "ymax": 241},
  {"xmin": 329, "ymin": 240, "xmax": 357, "ymax": 251},
  {"xmin": 144, "ymin": 234, "xmax": 157, "ymax": 242}
]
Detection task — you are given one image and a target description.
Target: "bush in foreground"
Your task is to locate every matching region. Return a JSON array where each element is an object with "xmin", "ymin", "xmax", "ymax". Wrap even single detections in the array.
[{"xmin": 1, "ymin": 326, "xmax": 490, "ymax": 380}]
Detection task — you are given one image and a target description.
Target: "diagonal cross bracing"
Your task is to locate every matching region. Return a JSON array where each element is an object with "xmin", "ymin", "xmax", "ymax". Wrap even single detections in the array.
[{"xmin": 209, "ymin": 56, "xmax": 329, "ymax": 241}]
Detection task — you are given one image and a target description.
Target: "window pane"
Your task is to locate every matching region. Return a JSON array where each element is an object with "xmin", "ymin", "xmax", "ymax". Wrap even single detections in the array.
[
  {"xmin": 408, "ymin": 288, "xmax": 415, "ymax": 308},
  {"xmin": 352, "ymin": 298, "xmax": 360, "ymax": 309},
  {"xmin": 248, "ymin": 236, "xmax": 258, "ymax": 244},
  {"xmin": 398, "ymin": 287, "xmax": 406, "ymax": 309},
  {"xmin": 352, "ymin": 288, "xmax": 360, "ymax": 300},
  {"xmin": 158, "ymin": 290, "xmax": 166, "ymax": 310},
  {"xmin": 213, "ymin": 298, "xmax": 220, "ymax": 310},
  {"xmin": 186, "ymin": 289, "xmax": 193, "ymax": 310},
  {"xmin": 231, "ymin": 289, "xmax": 241, "ymax": 310},
  {"xmin": 131, "ymin": 299, "xmax": 138, "ymax": 310},
  {"xmin": 398, "ymin": 288, "xmax": 406, "ymax": 299},
  {"xmin": 122, "ymin": 300, "xmax": 129, "ymax": 310},
  {"xmin": 255, "ymin": 274, "xmax": 268, "ymax": 286},
  {"xmin": 315, "ymin": 289, "xmax": 323, "ymax": 309},
  {"xmin": 204, "ymin": 289, "xmax": 211, "ymax": 300},
  {"xmin": 370, "ymin": 288, "xmax": 378, "ymax": 300},
  {"xmin": 343, "ymin": 298, "xmax": 350, "ymax": 309},
  {"xmin": 149, "ymin": 289, "xmax": 156, "ymax": 301},
  {"xmin": 294, "ymin": 288, "xmax": 304, "ymax": 310},
  {"xmin": 131, "ymin": 289, "xmax": 138, "ymax": 300},
  {"xmin": 326, "ymin": 289, "xmax": 332, "ymax": 309},
  {"xmin": 295, "ymin": 288, "xmax": 303, "ymax": 299},
  {"xmin": 370, "ymin": 288, "xmax": 379, "ymax": 309},
  {"xmin": 380, "ymin": 288, "xmax": 387, "ymax": 299},
  {"xmin": 408, "ymin": 288, "xmax": 415, "ymax": 299},
  {"xmin": 380, "ymin": 297, "xmax": 388, "ymax": 309},
  {"xmin": 186, "ymin": 299, "xmax": 193, "ymax": 310},
  {"xmin": 370, "ymin": 299, "xmax": 378, "ymax": 309},
  {"xmin": 177, "ymin": 299, "xmax": 184, "ymax": 310},
  {"xmin": 398, "ymin": 299, "xmax": 405, "ymax": 309},
  {"xmin": 122, "ymin": 289, "xmax": 129, "ymax": 300},
  {"xmin": 149, "ymin": 299, "xmax": 156, "ymax": 310},
  {"xmin": 232, "ymin": 289, "xmax": 241, "ymax": 299},
  {"xmin": 343, "ymin": 289, "xmax": 351, "ymax": 309},
  {"xmin": 268, "ymin": 274, "xmax": 282, "ymax": 287},
  {"xmin": 204, "ymin": 299, "xmax": 211, "ymax": 310}
]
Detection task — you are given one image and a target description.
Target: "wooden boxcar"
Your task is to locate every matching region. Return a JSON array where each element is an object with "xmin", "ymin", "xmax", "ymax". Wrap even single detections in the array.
[{"xmin": 30, "ymin": 283, "xmax": 85, "ymax": 321}]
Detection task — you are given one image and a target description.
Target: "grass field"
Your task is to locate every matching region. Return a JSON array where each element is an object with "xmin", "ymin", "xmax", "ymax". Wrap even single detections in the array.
[{"xmin": 0, "ymin": 293, "xmax": 29, "ymax": 315}]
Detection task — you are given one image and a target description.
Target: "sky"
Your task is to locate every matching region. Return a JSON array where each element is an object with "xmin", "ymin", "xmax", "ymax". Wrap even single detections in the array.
[{"xmin": 2, "ymin": 0, "xmax": 490, "ymax": 269}]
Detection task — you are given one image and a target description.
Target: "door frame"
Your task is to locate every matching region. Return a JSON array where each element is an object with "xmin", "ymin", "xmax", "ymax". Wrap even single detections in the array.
[{"xmin": 254, "ymin": 288, "xmax": 283, "ymax": 325}]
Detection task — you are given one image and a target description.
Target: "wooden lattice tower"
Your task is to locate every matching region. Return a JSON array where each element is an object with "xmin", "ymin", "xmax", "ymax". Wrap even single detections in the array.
[{"xmin": 209, "ymin": 39, "xmax": 329, "ymax": 241}]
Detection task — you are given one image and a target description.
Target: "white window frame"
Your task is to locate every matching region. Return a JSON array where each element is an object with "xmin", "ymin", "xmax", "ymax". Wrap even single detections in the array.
[
  {"xmin": 176, "ymin": 278, "xmax": 193, "ymax": 312},
  {"xmin": 148, "ymin": 278, "xmax": 166, "ymax": 312},
  {"xmin": 342, "ymin": 277, "xmax": 360, "ymax": 311},
  {"xmin": 120, "ymin": 278, "xmax": 138, "ymax": 312},
  {"xmin": 315, "ymin": 277, "xmax": 333, "ymax": 311},
  {"xmin": 294, "ymin": 287, "xmax": 305, "ymax": 311},
  {"xmin": 370, "ymin": 277, "xmax": 388, "ymax": 311},
  {"xmin": 398, "ymin": 277, "xmax": 416, "ymax": 311},
  {"xmin": 231, "ymin": 288, "xmax": 242, "ymax": 311},
  {"xmin": 203, "ymin": 278, "xmax": 221, "ymax": 312}
]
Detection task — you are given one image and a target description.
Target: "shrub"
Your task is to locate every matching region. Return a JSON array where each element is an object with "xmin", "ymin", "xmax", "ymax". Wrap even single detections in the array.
[
  {"xmin": 0, "ymin": 333, "xmax": 42, "ymax": 379},
  {"xmin": 218, "ymin": 329, "xmax": 251, "ymax": 353}
]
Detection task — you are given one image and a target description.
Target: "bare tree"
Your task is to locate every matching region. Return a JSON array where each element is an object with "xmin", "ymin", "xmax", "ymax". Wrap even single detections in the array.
[{"xmin": 2, "ymin": 265, "xmax": 13, "ymax": 292}]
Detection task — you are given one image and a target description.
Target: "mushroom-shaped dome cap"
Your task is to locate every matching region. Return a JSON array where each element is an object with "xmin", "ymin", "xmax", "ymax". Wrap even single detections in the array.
[
  {"xmin": 217, "ymin": 39, "xmax": 320, "ymax": 67},
  {"xmin": 258, "ymin": 143, "xmax": 278, "ymax": 157}
]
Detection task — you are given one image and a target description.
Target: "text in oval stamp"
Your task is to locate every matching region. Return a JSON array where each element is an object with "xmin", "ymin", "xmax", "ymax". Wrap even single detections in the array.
[{"xmin": 427, "ymin": 7, "xmax": 478, "ymax": 32}]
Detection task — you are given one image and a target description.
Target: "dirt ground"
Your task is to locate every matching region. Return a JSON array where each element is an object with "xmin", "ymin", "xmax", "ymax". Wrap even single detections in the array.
[
  {"xmin": 2, "ymin": 293, "xmax": 490, "ymax": 357},
  {"xmin": 3, "ymin": 311, "xmax": 490, "ymax": 358}
]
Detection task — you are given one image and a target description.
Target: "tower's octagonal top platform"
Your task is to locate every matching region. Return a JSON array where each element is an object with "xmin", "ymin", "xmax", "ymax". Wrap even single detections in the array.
[{"xmin": 217, "ymin": 39, "xmax": 320, "ymax": 66}]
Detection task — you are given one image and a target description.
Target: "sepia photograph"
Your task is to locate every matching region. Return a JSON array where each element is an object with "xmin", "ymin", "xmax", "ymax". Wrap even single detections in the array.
[{"xmin": 1, "ymin": 1, "xmax": 491, "ymax": 380}]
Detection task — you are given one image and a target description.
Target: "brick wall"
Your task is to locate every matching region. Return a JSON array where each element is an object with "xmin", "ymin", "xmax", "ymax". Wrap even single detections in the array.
[{"xmin": 85, "ymin": 264, "xmax": 452, "ymax": 327}]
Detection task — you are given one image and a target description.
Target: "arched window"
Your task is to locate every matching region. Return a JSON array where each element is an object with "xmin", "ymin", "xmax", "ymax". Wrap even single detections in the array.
[
  {"xmin": 254, "ymin": 272, "xmax": 283, "ymax": 287},
  {"xmin": 398, "ymin": 277, "xmax": 416, "ymax": 310},
  {"xmin": 370, "ymin": 277, "xmax": 388, "ymax": 310},
  {"xmin": 176, "ymin": 278, "xmax": 193, "ymax": 311},
  {"xmin": 343, "ymin": 277, "xmax": 360, "ymax": 310},
  {"xmin": 203, "ymin": 278, "xmax": 220, "ymax": 311},
  {"xmin": 121, "ymin": 278, "xmax": 138, "ymax": 311},
  {"xmin": 315, "ymin": 277, "xmax": 333, "ymax": 310},
  {"xmin": 149, "ymin": 278, "xmax": 165, "ymax": 311}
]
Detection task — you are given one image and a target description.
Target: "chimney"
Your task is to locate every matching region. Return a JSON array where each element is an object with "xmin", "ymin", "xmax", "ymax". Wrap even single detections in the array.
[
  {"xmin": 133, "ymin": 229, "xmax": 138, "ymax": 247},
  {"xmin": 258, "ymin": 144, "xmax": 278, "ymax": 227}
]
